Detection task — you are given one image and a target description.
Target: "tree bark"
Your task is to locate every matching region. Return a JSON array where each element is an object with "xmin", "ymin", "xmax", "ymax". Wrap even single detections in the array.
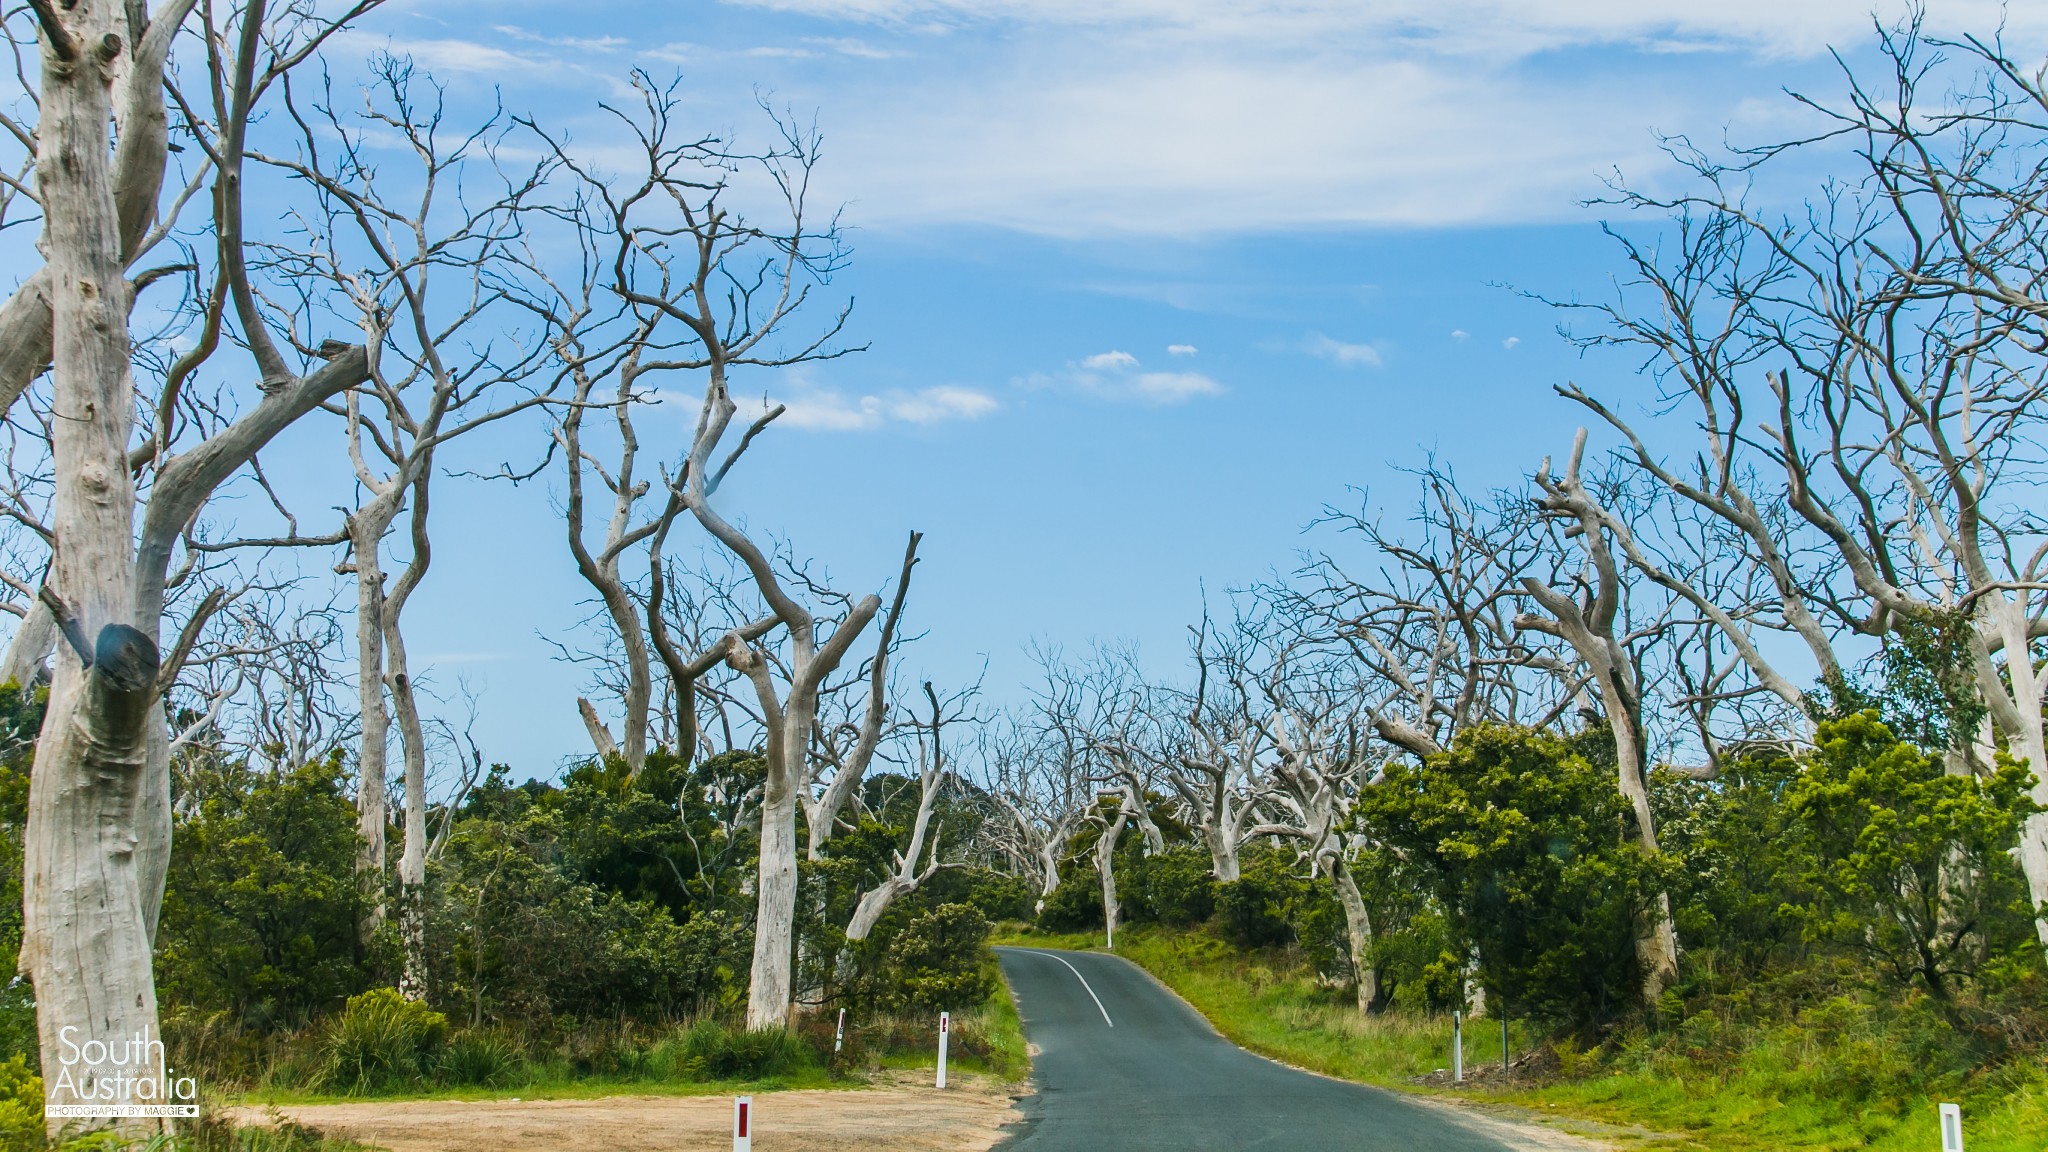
[
  {"xmin": 1095, "ymin": 806, "xmax": 1128, "ymax": 948},
  {"xmin": 349, "ymin": 509, "xmax": 395, "ymax": 937},
  {"xmin": 1327, "ymin": 854, "xmax": 1378, "ymax": 1014},
  {"xmin": 1, "ymin": 603, "xmax": 55, "ymax": 692}
]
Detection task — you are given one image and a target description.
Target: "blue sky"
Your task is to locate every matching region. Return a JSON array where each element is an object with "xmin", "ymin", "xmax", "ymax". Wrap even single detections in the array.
[{"xmin": 263, "ymin": 0, "xmax": 2048, "ymax": 776}]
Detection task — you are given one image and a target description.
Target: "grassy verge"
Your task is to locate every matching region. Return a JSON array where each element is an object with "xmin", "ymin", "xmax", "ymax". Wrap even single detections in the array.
[
  {"xmin": 994, "ymin": 924, "xmax": 2048, "ymax": 1152},
  {"xmin": 233, "ymin": 964, "xmax": 1028, "ymax": 1108}
]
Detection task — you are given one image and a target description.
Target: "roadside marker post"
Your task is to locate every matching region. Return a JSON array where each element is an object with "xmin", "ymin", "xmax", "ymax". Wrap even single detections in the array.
[
  {"xmin": 937, "ymin": 1012, "xmax": 951, "ymax": 1089},
  {"xmin": 1939, "ymin": 1103, "xmax": 1963, "ymax": 1152},
  {"xmin": 835, "ymin": 1008, "xmax": 846, "ymax": 1054},
  {"xmin": 1452, "ymin": 1011, "xmax": 1463, "ymax": 1083},
  {"xmin": 733, "ymin": 1095, "xmax": 752, "ymax": 1152},
  {"xmin": 1501, "ymin": 1015, "xmax": 1510, "ymax": 1079}
]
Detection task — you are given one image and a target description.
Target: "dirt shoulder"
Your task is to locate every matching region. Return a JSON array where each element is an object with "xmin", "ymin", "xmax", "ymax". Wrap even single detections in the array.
[{"xmin": 229, "ymin": 1072, "xmax": 1025, "ymax": 1152}]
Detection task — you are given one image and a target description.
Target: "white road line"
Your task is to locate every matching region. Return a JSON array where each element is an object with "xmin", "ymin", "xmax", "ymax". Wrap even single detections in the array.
[{"xmin": 1021, "ymin": 949, "xmax": 1114, "ymax": 1027}]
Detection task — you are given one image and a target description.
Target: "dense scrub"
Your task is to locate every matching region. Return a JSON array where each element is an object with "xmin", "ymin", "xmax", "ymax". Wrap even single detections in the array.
[{"xmin": 0, "ymin": 690, "xmax": 1019, "ymax": 1108}]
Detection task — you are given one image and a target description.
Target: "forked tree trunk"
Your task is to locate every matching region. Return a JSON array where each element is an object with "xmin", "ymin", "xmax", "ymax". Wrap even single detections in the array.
[
  {"xmin": 1326, "ymin": 854, "xmax": 1378, "ymax": 1013},
  {"xmin": 1203, "ymin": 821, "xmax": 1241, "ymax": 882},
  {"xmin": 1095, "ymin": 807, "xmax": 1129, "ymax": 948}
]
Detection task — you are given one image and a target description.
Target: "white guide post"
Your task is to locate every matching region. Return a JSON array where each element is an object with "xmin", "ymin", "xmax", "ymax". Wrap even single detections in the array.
[
  {"xmin": 733, "ymin": 1095, "xmax": 752, "ymax": 1152},
  {"xmin": 835, "ymin": 1007, "xmax": 846, "ymax": 1054},
  {"xmin": 1939, "ymin": 1103, "xmax": 1963, "ymax": 1152},
  {"xmin": 1452, "ymin": 1010, "xmax": 1463, "ymax": 1083},
  {"xmin": 937, "ymin": 1011, "xmax": 951, "ymax": 1089}
]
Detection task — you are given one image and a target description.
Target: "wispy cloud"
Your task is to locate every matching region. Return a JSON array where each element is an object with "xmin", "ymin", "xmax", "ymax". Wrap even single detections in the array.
[
  {"xmin": 806, "ymin": 35, "xmax": 908, "ymax": 58},
  {"xmin": 1305, "ymin": 332, "xmax": 1383, "ymax": 368},
  {"xmin": 760, "ymin": 382, "xmax": 999, "ymax": 430},
  {"xmin": 1167, "ymin": 344, "xmax": 1198, "ymax": 356},
  {"xmin": 333, "ymin": 32, "xmax": 537, "ymax": 74},
  {"xmin": 1025, "ymin": 349, "xmax": 1223, "ymax": 405}
]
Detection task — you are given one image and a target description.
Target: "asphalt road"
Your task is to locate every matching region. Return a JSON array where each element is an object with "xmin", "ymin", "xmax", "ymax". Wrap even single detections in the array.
[{"xmin": 993, "ymin": 947, "xmax": 1514, "ymax": 1152}]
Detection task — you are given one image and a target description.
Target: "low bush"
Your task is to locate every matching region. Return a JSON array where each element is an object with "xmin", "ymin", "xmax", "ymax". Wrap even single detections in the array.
[
  {"xmin": 316, "ymin": 989, "xmax": 447, "ymax": 1095},
  {"xmin": 676, "ymin": 1021, "xmax": 815, "ymax": 1081}
]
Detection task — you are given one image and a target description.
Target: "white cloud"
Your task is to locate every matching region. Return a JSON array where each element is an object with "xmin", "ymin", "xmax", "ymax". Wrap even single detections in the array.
[
  {"xmin": 759, "ymin": 1, "xmax": 2046, "ymax": 236},
  {"xmin": 1026, "ymin": 350, "xmax": 1223, "ymax": 404},
  {"xmin": 1305, "ymin": 332, "xmax": 1383, "ymax": 368},
  {"xmin": 1503, "ymin": 336, "xmax": 1522, "ymax": 349},
  {"xmin": 1167, "ymin": 344, "xmax": 1198, "ymax": 356},
  {"xmin": 333, "ymin": 32, "xmax": 536, "ymax": 74},
  {"xmin": 1451, "ymin": 329, "xmax": 1470, "ymax": 342},
  {"xmin": 890, "ymin": 385, "xmax": 1001, "ymax": 423},
  {"xmin": 493, "ymin": 25, "xmax": 627, "ymax": 53},
  {"xmin": 1082, "ymin": 350, "xmax": 1140, "ymax": 371},
  {"xmin": 721, "ymin": 1, "xmax": 2046, "ymax": 61},
  {"xmin": 806, "ymin": 36, "xmax": 908, "ymax": 58},
  {"xmin": 1130, "ymin": 371, "xmax": 1224, "ymax": 403},
  {"xmin": 763, "ymin": 383, "xmax": 999, "ymax": 430}
]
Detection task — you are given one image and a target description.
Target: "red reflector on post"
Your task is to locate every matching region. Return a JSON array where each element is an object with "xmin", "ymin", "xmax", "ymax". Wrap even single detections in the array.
[{"xmin": 738, "ymin": 1101, "xmax": 749, "ymax": 1136}]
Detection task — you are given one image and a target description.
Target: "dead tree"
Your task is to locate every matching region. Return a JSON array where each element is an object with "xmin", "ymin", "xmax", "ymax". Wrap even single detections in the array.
[
  {"xmin": 1166, "ymin": 608, "xmax": 1274, "ymax": 882},
  {"xmin": 844, "ymin": 682, "xmax": 964, "ymax": 941},
  {"xmin": 7, "ymin": 0, "xmax": 379, "ymax": 1129},
  {"xmin": 522, "ymin": 76, "xmax": 868, "ymax": 808},
  {"xmin": 984, "ymin": 708, "xmax": 1088, "ymax": 914},
  {"xmin": 1575, "ymin": 21, "xmax": 2048, "ymax": 956},
  {"xmin": 1516, "ymin": 431, "xmax": 1681, "ymax": 1003},
  {"xmin": 254, "ymin": 57, "xmax": 556, "ymax": 991}
]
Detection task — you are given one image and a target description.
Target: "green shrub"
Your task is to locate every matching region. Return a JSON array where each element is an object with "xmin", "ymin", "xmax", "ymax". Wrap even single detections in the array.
[
  {"xmin": 1035, "ymin": 875, "xmax": 1103, "ymax": 933},
  {"xmin": 1134, "ymin": 849, "xmax": 1216, "ymax": 927},
  {"xmin": 317, "ymin": 989, "xmax": 448, "ymax": 1094},
  {"xmin": 889, "ymin": 904, "xmax": 997, "ymax": 1015},
  {"xmin": 677, "ymin": 1021, "xmax": 814, "ymax": 1080},
  {"xmin": 1215, "ymin": 853, "xmax": 1308, "ymax": 949},
  {"xmin": 435, "ymin": 1029, "xmax": 522, "ymax": 1087},
  {"xmin": 0, "ymin": 1054, "xmax": 41, "ymax": 1152}
]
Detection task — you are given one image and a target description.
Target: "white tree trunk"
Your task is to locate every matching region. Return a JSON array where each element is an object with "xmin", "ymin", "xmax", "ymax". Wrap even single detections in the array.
[
  {"xmin": 1, "ymin": 603, "xmax": 55, "ymax": 692},
  {"xmin": 1095, "ymin": 809, "xmax": 1128, "ymax": 947},
  {"xmin": 1034, "ymin": 842, "xmax": 1061, "ymax": 915},
  {"xmin": 390, "ymin": 631, "xmax": 429, "ymax": 1000},
  {"xmin": 746, "ymin": 780, "xmax": 802, "ymax": 1031},
  {"xmin": 20, "ymin": 0, "xmax": 163, "ymax": 1129},
  {"xmin": 1327, "ymin": 856, "xmax": 1378, "ymax": 1014},
  {"xmin": 350, "ymin": 515, "xmax": 394, "ymax": 936},
  {"xmin": 1203, "ymin": 821, "xmax": 1241, "ymax": 882}
]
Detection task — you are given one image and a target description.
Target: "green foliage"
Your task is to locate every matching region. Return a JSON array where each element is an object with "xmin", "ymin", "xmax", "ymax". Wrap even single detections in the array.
[
  {"xmin": 887, "ymin": 904, "xmax": 997, "ymax": 1015},
  {"xmin": 0, "ymin": 686, "xmax": 41, "ymax": 1067},
  {"xmin": 1035, "ymin": 874, "xmax": 1103, "ymax": 932},
  {"xmin": 1779, "ymin": 712, "xmax": 2038, "ymax": 998},
  {"xmin": 425, "ymin": 793, "xmax": 752, "ymax": 1027},
  {"xmin": 1355, "ymin": 724, "xmax": 1660, "ymax": 1028},
  {"xmin": 0, "ymin": 1054, "xmax": 41, "ymax": 1152},
  {"xmin": 316, "ymin": 989, "xmax": 448, "ymax": 1095},
  {"xmin": 1214, "ymin": 850, "xmax": 1312, "ymax": 949},
  {"xmin": 158, "ymin": 756, "xmax": 371, "ymax": 1030},
  {"xmin": 920, "ymin": 868, "xmax": 1035, "ymax": 924},
  {"xmin": 676, "ymin": 1021, "xmax": 816, "ymax": 1081},
  {"xmin": 433, "ymin": 1029, "xmax": 521, "ymax": 1088},
  {"xmin": 1127, "ymin": 848, "xmax": 1217, "ymax": 927}
]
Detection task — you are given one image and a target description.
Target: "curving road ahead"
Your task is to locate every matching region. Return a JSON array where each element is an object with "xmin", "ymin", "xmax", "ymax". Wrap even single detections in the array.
[{"xmin": 993, "ymin": 947, "xmax": 1514, "ymax": 1152}]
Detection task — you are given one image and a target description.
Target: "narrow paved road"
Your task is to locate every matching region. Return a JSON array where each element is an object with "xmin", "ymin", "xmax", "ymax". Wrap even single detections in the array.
[{"xmin": 994, "ymin": 947, "xmax": 1514, "ymax": 1152}]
